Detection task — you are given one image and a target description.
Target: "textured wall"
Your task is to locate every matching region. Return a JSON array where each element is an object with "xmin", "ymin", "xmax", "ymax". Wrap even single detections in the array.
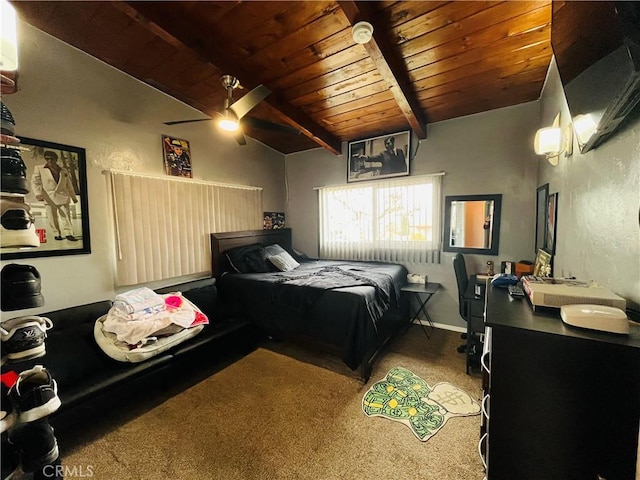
[{"xmin": 538, "ymin": 58, "xmax": 640, "ymax": 310}]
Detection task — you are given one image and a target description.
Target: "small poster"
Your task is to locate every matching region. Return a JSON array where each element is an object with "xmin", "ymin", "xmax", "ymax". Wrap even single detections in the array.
[
  {"xmin": 162, "ymin": 135, "xmax": 192, "ymax": 178},
  {"xmin": 263, "ymin": 212, "xmax": 285, "ymax": 229}
]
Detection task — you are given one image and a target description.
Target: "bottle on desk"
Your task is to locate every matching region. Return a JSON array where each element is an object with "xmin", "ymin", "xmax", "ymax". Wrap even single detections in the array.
[{"xmin": 486, "ymin": 261, "xmax": 494, "ymax": 276}]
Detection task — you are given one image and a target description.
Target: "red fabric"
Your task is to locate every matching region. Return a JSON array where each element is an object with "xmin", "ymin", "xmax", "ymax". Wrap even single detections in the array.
[{"xmin": 1, "ymin": 370, "xmax": 19, "ymax": 388}]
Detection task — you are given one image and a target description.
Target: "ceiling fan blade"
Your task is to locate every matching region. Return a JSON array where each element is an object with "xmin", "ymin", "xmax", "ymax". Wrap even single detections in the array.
[
  {"xmin": 234, "ymin": 131, "xmax": 247, "ymax": 146},
  {"xmin": 164, "ymin": 118, "xmax": 213, "ymax": 126},
  {"xmin": 242, "ymin": 116, "xmax": 300, "ymax": 135},
  {"xmin": 229, "ymin": 84, "xmax": 271, "ymax": 120}
]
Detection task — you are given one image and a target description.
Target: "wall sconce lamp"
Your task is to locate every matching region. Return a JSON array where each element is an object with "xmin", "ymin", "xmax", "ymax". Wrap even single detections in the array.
[
  {"xmin": 572, "ymin": 113, "xmax": 598, "ymax": 150},
  {"xmin": 534, "ymin": 113, "xmax": 573, "ymax": 166},
  {"xmin": 0, "ymin": 0, "xmax": 19, "ymax": 71}
]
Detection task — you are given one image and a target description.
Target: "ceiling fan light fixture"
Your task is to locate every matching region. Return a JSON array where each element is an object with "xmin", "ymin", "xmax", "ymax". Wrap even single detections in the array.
[
  {"xmin": 352, "ymin": 21, "xmax": 373, "ymax": 44},
  {"xmin": 218, "ymin": 117, "xmax": 239, "ymax": 132}
]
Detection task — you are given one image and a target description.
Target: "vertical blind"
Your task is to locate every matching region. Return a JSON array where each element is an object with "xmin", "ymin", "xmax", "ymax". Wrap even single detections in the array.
[
  {"xmin": 108, "ymin": 171, "xmax": 262, "ymax": 286},
  {"xmin": 318, "ymin": 174, "xmax": 442, "ymax": 263}
]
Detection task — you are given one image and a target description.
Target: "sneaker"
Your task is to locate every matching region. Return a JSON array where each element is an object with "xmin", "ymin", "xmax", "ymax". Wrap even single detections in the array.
[
  {"xmin": 0, "ymin": 102, "xmax": 16, "ymax": 136},
  {"xmin": 0, "ymin": 440, "xmax": 21, "ymax": 479},
  {"xmin": 0, "ymin": 196, "xmax": 40, "ymax": 248},
  {"xmin": 8, "ymin": 418, "xmax": 59, "ymax": 473},
  {"xmin": 1, "ymin": 370, "xmax": 19, "ymax": 433},
  {"xmin": 0, "ymin": 316, "xmax": 53, "ymax": 362},
  {"xmin": 1, "ymin": 147, "xmax": 29, "ymax": 195},
  {"xmin": 8, "ymin": 365, "xmax": 61, "ymax": 423},
  {"xmin": 1, "ymin": 264, "xmax": 45, "ymax": 311}
]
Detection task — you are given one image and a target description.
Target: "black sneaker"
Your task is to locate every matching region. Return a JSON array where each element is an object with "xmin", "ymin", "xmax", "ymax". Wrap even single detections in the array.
[
  {"xmin": 1, "ymin": 372, "xmax": 18, "ymax": 433},
  {"xmin": 0, "ymin": 102, "xmax": 16, "ymax": 136},
  {"xmin": 8, "ymin": 365, "xmax": 61, "ymax": 423},
  {"xmin": 0, "ymin": 438, "xmax": 21, "ymax": 479},
  {"xmin": 1, "ymin": 264, "xmax": 45, "ymax": 312},
  {"xmin": 0, "ymin": 316, "xmax": 53, "ymax": 363},
  {"xmin": 8, "ymin": 418, "xmax": 59, "ymax": 473},
  {"xmin": 1, "ymin": 146, "xmax": 29, "ymax": 195}
]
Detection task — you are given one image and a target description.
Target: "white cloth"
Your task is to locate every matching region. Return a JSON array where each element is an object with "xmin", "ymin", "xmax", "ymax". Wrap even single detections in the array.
[
  {"xmin": 113, "ymin": 287, "xmax": 165, "ymax": 314},
  {"xmin": 102, "ymin": 293, "xmax": 198, "ymax": 345}
]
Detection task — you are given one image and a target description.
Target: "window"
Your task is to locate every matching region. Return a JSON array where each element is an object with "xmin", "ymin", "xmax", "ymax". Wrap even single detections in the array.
[{"xmin": 318, "ymin": 174, "xmax": 442, "ymax": 263}]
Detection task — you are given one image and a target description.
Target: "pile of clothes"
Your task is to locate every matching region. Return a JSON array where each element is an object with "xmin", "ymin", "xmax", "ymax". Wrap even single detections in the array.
[{"xmin": 95, "ymin": 287, "xmax": 208, "ymax": 362}]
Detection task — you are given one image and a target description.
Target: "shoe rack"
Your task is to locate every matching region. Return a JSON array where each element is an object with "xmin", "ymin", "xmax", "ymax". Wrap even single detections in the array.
[
  {"xmin": 1, "ymin": 73, "xmax": 40, "ymax": 251},
  {"xmin": 1, "ymin": 72, "xmax": 63, "ymax": 480}
]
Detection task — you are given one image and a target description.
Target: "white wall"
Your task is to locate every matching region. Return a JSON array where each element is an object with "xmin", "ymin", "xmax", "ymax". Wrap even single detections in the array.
[
  {"xmin": 1, "ymin": 22, "xmax": 286, "ymax": 319},
  {"xmin": 538, "ymin": 58, "xmax": 640, "ymax": 310},
  {"xmin": 285, "ymin": 102, "xmax": 541, "ymax": 329}
]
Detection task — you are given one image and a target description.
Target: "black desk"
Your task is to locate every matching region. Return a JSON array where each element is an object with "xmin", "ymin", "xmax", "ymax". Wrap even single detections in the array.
[
  {"xmin": 401, "ymin": 282, "xmax": 440, "ymax": 339},
  {"xmin": 483, "ymin": 286, "xmax": 640, "ymax": 479}
]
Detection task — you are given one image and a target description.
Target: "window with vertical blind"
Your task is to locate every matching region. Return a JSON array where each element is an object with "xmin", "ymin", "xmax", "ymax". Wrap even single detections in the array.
[
  {"xmin": 318, "ymin": 174, "xmax": 442, "ymax": 263},
  {"xmin": 108, "ymin": 171, "xmax": 262, "ymax": 286}
]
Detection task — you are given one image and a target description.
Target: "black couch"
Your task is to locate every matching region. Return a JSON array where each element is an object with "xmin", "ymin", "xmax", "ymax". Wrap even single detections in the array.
[{"xmin": 6, "ymin": 278, "xmax": 253, "ymax": 430}]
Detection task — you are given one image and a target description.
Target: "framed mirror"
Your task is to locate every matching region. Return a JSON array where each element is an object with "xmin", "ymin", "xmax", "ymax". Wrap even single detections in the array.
[{"xmin": 443, "ymin": 194, "xmax": 502, "ymax": 255}]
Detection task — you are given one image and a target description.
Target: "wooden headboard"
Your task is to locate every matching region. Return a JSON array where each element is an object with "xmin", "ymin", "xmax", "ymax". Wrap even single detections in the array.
[{"xmin": 210, "ymin": 228, "xmax": 293, "ymax": 279}]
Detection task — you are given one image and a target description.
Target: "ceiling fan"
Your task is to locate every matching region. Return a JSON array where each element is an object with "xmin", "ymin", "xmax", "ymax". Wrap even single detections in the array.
[{"xmin": 164, "ymin": 75, "xmax": 299, "ymax": 145}]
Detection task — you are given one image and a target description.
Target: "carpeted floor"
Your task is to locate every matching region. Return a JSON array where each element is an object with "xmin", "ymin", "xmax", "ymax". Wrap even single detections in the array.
[{"xmin": 56, "ymin": 326, "xmax": 484, "ymax": 479}]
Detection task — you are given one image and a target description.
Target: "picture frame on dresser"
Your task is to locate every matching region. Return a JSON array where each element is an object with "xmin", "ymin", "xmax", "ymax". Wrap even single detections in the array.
[
  {"xmin": 1, "ymin": 137, "xmax": 91, "ymax": 259},
  {"xmin": 545, "ymin": 192, "xmax": 558, "ymax": 255},
  {"xmin": 535, "ymin": 183, "xmax": 548, "ymax": 254}
]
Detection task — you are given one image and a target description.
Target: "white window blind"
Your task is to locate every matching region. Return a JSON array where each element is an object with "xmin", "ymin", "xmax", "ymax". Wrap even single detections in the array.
[
  {"xmin": 318, "ymin": 174, "xmax": 442, "ymax": 263},
  {"xmin": 108, "ymin": 171, "xmax": 262, "ymax": 286}
]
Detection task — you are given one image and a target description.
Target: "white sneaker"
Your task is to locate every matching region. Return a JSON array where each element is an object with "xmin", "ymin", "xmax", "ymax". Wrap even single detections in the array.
[{"xmin": 0, "ymin": 196, "xmax": 39, "ymax": 248}]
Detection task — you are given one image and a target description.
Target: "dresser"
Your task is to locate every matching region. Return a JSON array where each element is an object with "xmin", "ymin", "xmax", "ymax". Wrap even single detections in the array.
[{"xmin": 481, "ymin": 286, "xmax": 640, "ymax": 480}]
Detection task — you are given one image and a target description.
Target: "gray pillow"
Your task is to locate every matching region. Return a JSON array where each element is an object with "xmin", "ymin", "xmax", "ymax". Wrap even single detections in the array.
[{"xmin": 268, "ymin": 251, "xmax": 300, "ymax": 272}]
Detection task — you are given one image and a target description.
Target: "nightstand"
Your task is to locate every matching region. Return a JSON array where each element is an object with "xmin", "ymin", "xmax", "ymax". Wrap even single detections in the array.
[{"xmin": 401, "ymin": 282, "xmax": 440, "ymax": 338}]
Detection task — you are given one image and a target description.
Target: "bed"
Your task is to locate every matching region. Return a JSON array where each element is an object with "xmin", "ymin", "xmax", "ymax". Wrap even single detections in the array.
[{"xmin": 210, "ymin": 229, "xmax": 410, "ymax": 382}]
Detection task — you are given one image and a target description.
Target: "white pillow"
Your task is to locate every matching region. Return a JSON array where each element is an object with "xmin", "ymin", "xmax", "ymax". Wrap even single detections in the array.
[{"xmin": 268, "ymin": 251, "xmax": 300, "ymax": 272}]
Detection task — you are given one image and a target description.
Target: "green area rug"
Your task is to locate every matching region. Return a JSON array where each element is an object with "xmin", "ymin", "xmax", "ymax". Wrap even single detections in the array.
[{"xmin": 362, "ymin": 366, "xmax": 480, "ymax": 441}]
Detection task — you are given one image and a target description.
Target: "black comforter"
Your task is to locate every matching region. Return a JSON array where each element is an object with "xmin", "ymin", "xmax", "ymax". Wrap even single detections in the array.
[{"xmin": 218, "ymin": 259, "xmax": 408, "ymax": 370}]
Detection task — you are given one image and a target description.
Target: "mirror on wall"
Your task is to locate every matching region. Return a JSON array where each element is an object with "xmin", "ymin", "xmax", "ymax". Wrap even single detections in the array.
[{"xmin": 443, "ymin": 194, "xmax": 502, "ymax": 255}]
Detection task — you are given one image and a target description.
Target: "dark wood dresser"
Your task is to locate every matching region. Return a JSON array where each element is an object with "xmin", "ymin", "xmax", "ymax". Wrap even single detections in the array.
[{"xmin": 481, "ymin": 286, "xmax": 640, "ymax": 480}]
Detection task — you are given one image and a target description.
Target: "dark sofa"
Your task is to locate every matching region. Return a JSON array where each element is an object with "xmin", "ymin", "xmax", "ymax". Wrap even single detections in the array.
[{"xmin": 8, "ymin": 278, "xmax": 253, "ymax": 429}]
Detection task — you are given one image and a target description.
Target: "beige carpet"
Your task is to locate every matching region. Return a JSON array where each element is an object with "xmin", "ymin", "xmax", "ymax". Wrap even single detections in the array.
[{"xmin": 61, "ymin": 326, "xmax": 484, "ymax": 479}]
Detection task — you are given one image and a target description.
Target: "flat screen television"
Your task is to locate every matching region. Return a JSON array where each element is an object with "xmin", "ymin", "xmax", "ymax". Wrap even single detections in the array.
[{"xmin": 551, "ymin": 1, "xmax": 640, "ymax": 153}]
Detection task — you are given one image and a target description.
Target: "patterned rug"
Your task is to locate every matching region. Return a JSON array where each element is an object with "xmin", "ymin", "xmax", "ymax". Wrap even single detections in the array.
[{"xmin": 362, "ymin": 366, "xmax": 481, "ymax": 441}]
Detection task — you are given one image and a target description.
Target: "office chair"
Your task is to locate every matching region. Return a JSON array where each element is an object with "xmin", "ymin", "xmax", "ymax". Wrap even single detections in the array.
[{"xmin": 452, "ymin": 253, "xmax": 485, "ymax": 374}]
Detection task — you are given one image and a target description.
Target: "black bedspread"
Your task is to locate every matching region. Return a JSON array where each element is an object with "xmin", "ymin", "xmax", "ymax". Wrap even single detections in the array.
[{"xmin": 218, "ymin": 260, "xmax": 408, "ymax": 370}]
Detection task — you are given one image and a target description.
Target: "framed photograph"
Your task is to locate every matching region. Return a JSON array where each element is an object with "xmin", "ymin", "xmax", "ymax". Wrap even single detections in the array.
[
  {"xmin": 162, "ymin": 135, "xmax": 192, "ymax": 178},
  {"xmin": 532, "ymin": 248, "xmax": 553, "ymax": 277},
  {"xmin": 263, "ymin": 212, "xmax": 285, "ymax": 230},
  {"xmin": 546, "ymin": 192, "xmax": 558, "ymax": 255},
  {"xmin": 1, "ymin": 137, "xmax": 91, "ymax": 260},
  {"xmin": 535, "ymin": 183, "xmax": 549, "ymax": 254},
  {"xmin": 348, "ymin": 130, "xmax": 410, "ymax": 182}
]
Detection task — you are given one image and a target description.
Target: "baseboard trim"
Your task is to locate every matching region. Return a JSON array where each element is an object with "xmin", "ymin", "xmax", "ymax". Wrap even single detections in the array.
[{"xmin": 413, "ymin": 320, "xmax": 466, "ymax": 334}]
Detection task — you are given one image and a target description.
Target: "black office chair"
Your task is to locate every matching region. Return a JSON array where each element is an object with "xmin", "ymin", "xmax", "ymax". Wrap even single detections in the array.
[{"xmin": 452, "ymin": 253, "xmax": 485, "ymax": 373}]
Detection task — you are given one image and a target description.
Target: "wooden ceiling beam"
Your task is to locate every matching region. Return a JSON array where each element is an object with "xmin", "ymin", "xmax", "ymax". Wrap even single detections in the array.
[
  {"xmin": 114, "ymin": 1, "xmax": 342, "ymax": 155},
  {"xmin": 338, "ymin": 1, "xmax": 427, "ymax": 139}
]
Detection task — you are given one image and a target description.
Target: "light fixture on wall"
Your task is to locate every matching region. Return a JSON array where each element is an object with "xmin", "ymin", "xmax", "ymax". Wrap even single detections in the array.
[
  {"xmin": 0, "ymin": 0, "xmax": 19, "ymax": 71},
  {"xmin": 572, "ymin": 113, "xmax": 598, "ymax": 150},
  {"xmin": 352, "ymin": 21, "xmax": 374, "ymax": 44},
  {"xmin": 534, "ymin": 113, "xmax": 573, "ymax": 165}
]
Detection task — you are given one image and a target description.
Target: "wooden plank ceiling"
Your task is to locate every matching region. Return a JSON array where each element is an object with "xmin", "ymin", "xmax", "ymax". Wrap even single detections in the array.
[{"xmin": 12, "ymin": 1, "xmax": 552, "ymax": 155}]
